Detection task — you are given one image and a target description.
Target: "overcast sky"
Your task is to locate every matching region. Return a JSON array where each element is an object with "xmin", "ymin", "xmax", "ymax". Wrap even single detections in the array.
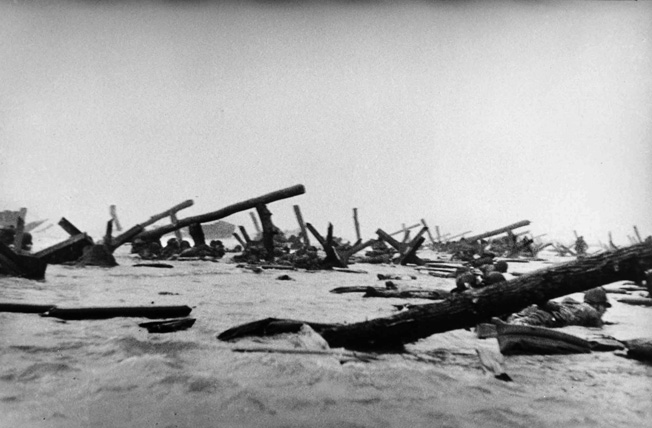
[{"xmin": 1, "ymin": 0, "xmax": 651, "ymax": 245}]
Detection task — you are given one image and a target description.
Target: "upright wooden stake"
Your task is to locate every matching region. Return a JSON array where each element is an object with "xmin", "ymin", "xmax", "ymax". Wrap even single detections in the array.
[
  {"xmin": 435, "ymin": 226, "xmax": 441, "ymax": 242},
  {"xmin": 573, "ymin": 230, "xmax": 579, "ymax": 240},
  {"xmin": 634, "ymin": 226, "xmax": 643, "ymax": 243},
  {"xmin": 104, "ymin": 220, "xmax": 113, "ymax": 249},
  {"xmin": 353, "ymin": 208, "xmax": 361, "ymax": 242},
  {"xmin": 187, "ymin": 223, "xmax": 205, "ymax": 247},
  {"xmin": 170, "ymin": 213, "xmax": 184, "ymax": 244},
  {"xmin": 255, "ymin": 204, "xmax": 275, "ymax": 262},
  {"xmin": 13, "ymin": 208, "xmax": 26, "ymax": 253},
  {"xmin": 109, "ymin": 205, "xmax": 123, "ymax": 231},
  {"xmin": 293, "ymin": 205, "xmax": 310, "ymax": 246}
]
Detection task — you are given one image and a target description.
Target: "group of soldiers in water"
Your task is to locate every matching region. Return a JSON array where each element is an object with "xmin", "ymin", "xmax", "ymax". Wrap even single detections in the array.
[{"xmin": 450, "ymin": 249, "xmax": 614, "ymax": 328}]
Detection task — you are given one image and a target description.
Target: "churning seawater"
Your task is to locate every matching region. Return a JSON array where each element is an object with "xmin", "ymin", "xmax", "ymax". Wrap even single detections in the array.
[{"xmin": 1, "ymin": 244, "xmax": 651, "ymax": 428}]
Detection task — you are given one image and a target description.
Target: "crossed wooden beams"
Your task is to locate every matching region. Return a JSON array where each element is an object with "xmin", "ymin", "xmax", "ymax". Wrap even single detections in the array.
[
  {"xmin": 304, "ymin": 223, "xmax": 374, "ymax": 269},
  {"xmin": 376, "ymin": 226, "xmax": 429, "ymax": 265}
]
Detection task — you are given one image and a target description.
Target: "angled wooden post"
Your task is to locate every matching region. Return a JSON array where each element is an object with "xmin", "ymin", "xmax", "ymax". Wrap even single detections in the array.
[
  {"xmin": 390, "ymin": 223, "xmax": 420, "ymax": 236},
  {"xmin": 305, "ymin": 222, "xmax": 346, "ymax": 268},
  {"xmin": 250, "ymin": 212, "xmax": 262, "ymax": 237},
  {"xmin": 634, "ymin": 226, "xmax": 643, "ymax": 244},
  {"xmin": 398, "ymin": 227, "xmax": 428, "ymax": 265},
  {"xmin": 136, "ymin": 184, "xmax": 305, "ymax": 242},
  {"xmin": 435, "ymin": 225, "xmax": 441, "ymax": 242},
  {"xmin": 109, "ymin": 200, "xmax": 194, "ymax": 251},
  {"xmin": 353, "ymin": 208, "xmax": 361, "ymax": 242},
  {"xmin": 232, "ymin": 233, "xmax": 246, "ymax": 248},
  {"xmin": 293, "ymin": 205, "xmax": 310, "ymax": 246},
  {"xmin": 238, "ymin": 226, "xmax": 252, "ymax": 246},
  {"xmin": 421, "ymin": 219, "xmax": 437, "ymax": 246},
  {"xmin": 608, "ymin": 232, "xmax": 618, "ymax": 250},
  {"xmin": 58, "ymin": 217, "xmax": 83, "ymax": 236}
]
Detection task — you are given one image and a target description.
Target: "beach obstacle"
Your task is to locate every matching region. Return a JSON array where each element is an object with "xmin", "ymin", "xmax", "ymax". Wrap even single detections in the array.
[
  {"xmin": 41, "ymin": 305, "xmax": 193, "ymax": 320},
  {"xmin": 0, "ymin": 241, "xmax": 47, "ymax": 280},
  {"xmin": 218, "ymin": 242, "xmax": 652, "ymax": 351},
  {"xmin": 133, "ymin": 184, "xmax": 305, "ymax": 243},
  {"xmin": 293, "ymin": 205, "xmax": 310, "ymax": 246},
  {"xmin": 376, "ymin": 226, "xmax": 428, "ymax": 265}
]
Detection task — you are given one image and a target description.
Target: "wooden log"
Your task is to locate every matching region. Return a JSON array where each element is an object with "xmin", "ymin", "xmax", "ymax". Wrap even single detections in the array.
[
  {"xmin": 255, "ymin": 204, "xmax": 275, "ymax": 262},
  {"xmin": 136, "ymin": 185, "xmax": 305, "ymax": 241},
  {"xmin": 293, "ymin": 205, "xmax": 310, "ymax": 246},
  {"xmin": 33, "ymin": 233, "xmax": 94, "ymax": 265},
  {"xmin": 464, "ymin": 220, "xmax": 530, "ymax": 243},
  {"xmin": 139, "ymin": 318, "xmax": 196, "ymax": 333},
  {"xmin": 58, "ymin": 217, "xmax": 83, "ymax": 236},
  {"xmin": 353, "ymin": 208, "xmax": 361, "ymax": 242},
  {"xmin": 218, "ymin": 242, "xmax": 652, "ymax": 351},
  {"xmin": 109, "ymin": 205, "xmax": 123, "ymax": 231},
  {"xmin": 330, "ymin": 286, "xmax": 372, "ymax": 294},
  {"xmin": 421, "ymin": 219, "xmax": 437, "ymax": 246},
  {"xmin": 0, "ymin": 303, "xmax": 56, "ymax": 314},
  {"xmin": 110, "ymin": 200, "xmax": 194, "ymax": 250},
  {"xmin": 633, "ymin": 226, "xmax": 643, "ymax": 243},
  {"xmin": 42, "ymin": 305, "xmax": 193, "ymax": 320},
  {"xmin": 364, "ymin": 288, "xmax": 449, "ymax": 300}
]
